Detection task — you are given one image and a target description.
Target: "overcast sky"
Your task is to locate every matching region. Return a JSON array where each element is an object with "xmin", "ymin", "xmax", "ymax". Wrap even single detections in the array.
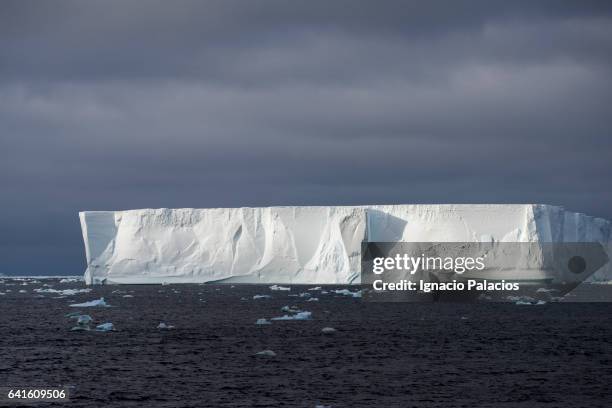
[{"xmin": 1, "ymin": 1, "xmax": 611, "ymax": 275}]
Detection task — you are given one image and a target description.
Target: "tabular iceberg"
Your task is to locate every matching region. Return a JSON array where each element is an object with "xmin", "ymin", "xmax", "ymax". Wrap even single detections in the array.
[{"xmin": 79, "ymin": 205, "xmax": 611, "ymax": 285}]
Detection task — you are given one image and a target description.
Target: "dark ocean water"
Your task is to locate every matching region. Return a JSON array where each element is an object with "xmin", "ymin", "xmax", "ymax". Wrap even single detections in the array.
[{"xmin": 1, "ymin": 278, "xmax": 611, "ymax": 407}]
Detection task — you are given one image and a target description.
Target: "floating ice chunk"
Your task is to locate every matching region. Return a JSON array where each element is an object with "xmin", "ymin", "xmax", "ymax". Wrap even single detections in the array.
[
  {"xmin": 253, "ymin": 295, "xmax": 272, "ymax": 300},
  {"xmin": 77, "ymin": 315, "xmax": 93, "ymax": 325},
  {"xmin": 65, "ymin": 311, "xmax": 82, "ymax": 318},
  {"xmin": 269, "ymin": 285, "xmax": 291, "ymax": 291},
  {"xmin": 122, "ymin": 294, "xmax": 134, "ymax": 298},
  {"xmin": 281, "ymin": 305, "xmax": 301, "ymax": 313},
  {"xmin": 321, "ymin": 327, "xmax": 336, "ymax": 334},
  {"xmin": 307, "ymin": 298, "xmax": 319, "ymax": 302},
  {"xmin": 70, "ymin": 297, "xmax": 110, "ymax": 307},
  {"xmin": 271, "ymin": 311, "xmax": 312, "ymax": 321},
  {"xmin": 332, "ymin": 289, "xmax": 362, "ymax": 298},
  {"xmin": 513, "ymin": 296, "xmax": 547, "ymax": 305},
  {"xmin": 308, "ymin": 287, "xmax": 322, "ymax": 291},
  {"xmin": 299, "ymin": 292, "xmax": 312, "ymax": 298},
  {"xmin": 18, "ymin": 290, "xmax": 27, "ymax": 293},
  {"xmin": 320, "ymin": 290, "xmax": 329, "ymax": 294},
  {"xmin": 255, "ymin": 318, "xmax": 272, "ymax": 325},
  {"xmin": 59, "ymin": 278, "xmax": 80, "ymax": 283},
  {"xmin": 34, "ymin": 288, "xmax": 92, "ymax": 296},
  {"xmin": 157, "ymin": 322, "xmax": 175, "ymax": 330},
  {"xmin": 255, "ymin": 350, "xmax": 276, "ymax": 357},
  {"xmin": 536, "ymin": 287, "xmax": 556, "ymax": 293},
  {"xmin": 95, "ymin": 323, "xmax": 115, "ymax": 332}
]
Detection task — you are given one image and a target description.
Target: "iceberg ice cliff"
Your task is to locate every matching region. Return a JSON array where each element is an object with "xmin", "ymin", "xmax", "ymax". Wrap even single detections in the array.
[{"xmin": 79, "ymin": 205, "xmax": 611, "ymax": 285}]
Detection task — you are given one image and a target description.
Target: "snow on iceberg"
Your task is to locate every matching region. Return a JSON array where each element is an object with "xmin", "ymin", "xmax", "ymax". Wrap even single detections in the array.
[
  {"xmin": 79, "ymin": 205, "xmax": 612, "ymax": 284},
  {"xmin": 69, "ymin": 297, "xmax": 110, "ymax": 307}
]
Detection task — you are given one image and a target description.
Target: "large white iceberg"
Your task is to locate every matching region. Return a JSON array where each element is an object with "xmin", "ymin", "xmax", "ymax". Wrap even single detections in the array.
[{"xmin": 79, "ymin": 205, "xmax": 611, "ymax": 285}]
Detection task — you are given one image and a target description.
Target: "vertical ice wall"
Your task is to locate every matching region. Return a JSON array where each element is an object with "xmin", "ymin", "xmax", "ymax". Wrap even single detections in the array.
[
  {"xmin": 79, "ymin": 204, "xmax": 611, "ymax": 284},
  {"xmin": 80, "ymin": 206, "xmax": 366, "ymax": 284}
]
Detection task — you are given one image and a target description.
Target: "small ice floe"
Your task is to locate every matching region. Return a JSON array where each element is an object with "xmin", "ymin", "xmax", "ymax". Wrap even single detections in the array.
[
  {"xmin": 255, "ymin": 318, "xmax": 272, "ymax": 325},
  {"xmin": 69, "ymin": 297, "xmax": 110, "ymax": 308},
  {"xmin": 299, "ymin": 292, "xmax": 312, "ymax": 298},
  {"xmin": 34, "ymin": 288, "xmax": 91, "ymax": 296},
  {"xmin": 271, "ymin": 311, "xmax": 312, "ymax": 321},
  {"xmin": 65, "ymin": 311, "xmax": 82, "ymax": 318},
  {"xmin": 253, "ymin": 295, "xmax": 272, "ymax": 300},
  {"xmin": 254, "ymin": 350, "xmax": 276, "ymax": 357},
  {"xmin": 536, "ymin": 287, "xmax": 556, "ymax": 293},
  {"xmin": 332, "ymin": 289, "xmax": 362, "ymax": 298},
  {"xmin": 269, "ymin": 285, "xmax": 291, "ymax": 291},
  {"xmin": 516, "ymin": 300, "xmax": 547, "ymax": 306},
  {"xmin": 157, "ymin": 322, "xmax": 175, "ymax": 330},
  {"xmin": 18, "ymin": 289, "xmax": 27, "ymax": 293},
  {"xmin": 95, "ymin": 323, "xmax": 115, "ymax": 332},
  {"xmin": 321, "ymin": 327, "xmax": 336, "ymax": 334},
  {"xmin": 320, "ymin": 290, "xmax": 329, "ymax": 294},
  {"xmin": 508, "ymin": 295, "xmax": 546, "ymax": 305},
  {"xmin": 59, "ymin": 278, "xmax": 79, "ymax": 283},
  {"xmin": 122, "ymin": 294, "xmax": 134, "ymax": 298},
  {"xmin": 70, "ymin": 314, "xmax": 93, "ymax": 331},
  {"xmin": 76, "ymin": 315, "xmax": 93, "ymax": 325},
  {"xmin": 307, "ymin": 298, "xmax": 319, "ymax": 302},
  {"xmin": 460, "ymin": 316, "xmax": 469, "ymax": 320},
  {"xmin": 308, "ymin": 287, "xmax": 322, "ymax": 291},
  {"xmin": 281, "ymin": 305, "xmax": 301, "ymax": 313}
]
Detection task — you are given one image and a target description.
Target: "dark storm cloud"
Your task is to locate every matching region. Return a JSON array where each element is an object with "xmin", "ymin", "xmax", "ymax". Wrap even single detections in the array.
[{"xmin": 0, "ymin": 1, "xmax": 611, "ymax": 274}]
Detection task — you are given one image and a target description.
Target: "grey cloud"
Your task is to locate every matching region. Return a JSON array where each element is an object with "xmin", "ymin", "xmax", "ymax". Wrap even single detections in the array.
[{"xmin": 0, "ymin": 1, "xmax": 611, "ymax": 275}]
